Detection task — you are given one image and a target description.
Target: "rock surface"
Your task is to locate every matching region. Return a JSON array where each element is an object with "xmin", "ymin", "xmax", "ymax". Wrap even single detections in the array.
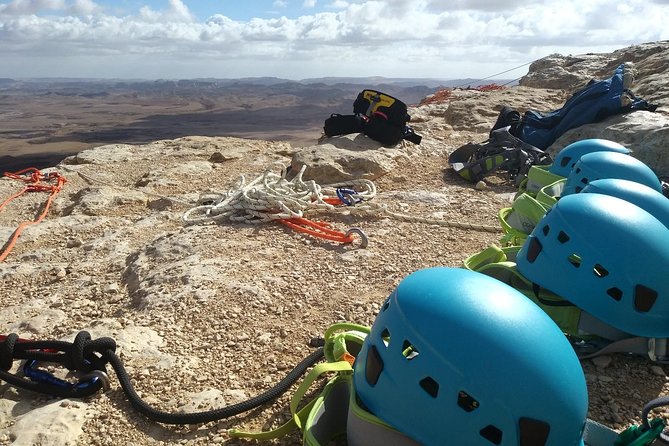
[{"xmin": 1, "ymin": 41, "xmax": 668, "ymax": 445}]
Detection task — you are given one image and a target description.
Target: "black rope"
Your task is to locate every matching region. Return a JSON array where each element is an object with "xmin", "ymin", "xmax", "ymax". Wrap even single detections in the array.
[{"xmin": 0, "ymin": 331, "xmax": 325, "ymax": 425}]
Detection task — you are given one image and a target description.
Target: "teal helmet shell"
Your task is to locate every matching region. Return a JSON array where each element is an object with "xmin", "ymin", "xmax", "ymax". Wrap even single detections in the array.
[
  {"xmin": 562, "ymin": 151, "xmax": 661, "ymax": 196},
  {"xmin": 549, "ymin": 139, "xmax": 630, "ymax": 178},
  {"xmin": 353, "ymin": 267, "xmax": 587, "ymax": 446},
  {"xmin": 581, "ymin": 178, "xmax": 669, "ymax": 228},
  {"xmin": 517, "ymin": 193, "xmax": 669, "ymax": 337}
]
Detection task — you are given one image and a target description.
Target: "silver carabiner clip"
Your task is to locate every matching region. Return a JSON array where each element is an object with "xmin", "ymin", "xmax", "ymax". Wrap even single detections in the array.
[{"xmin": 345, "ymin": 227, "xmax": 369, "ymax": 249}]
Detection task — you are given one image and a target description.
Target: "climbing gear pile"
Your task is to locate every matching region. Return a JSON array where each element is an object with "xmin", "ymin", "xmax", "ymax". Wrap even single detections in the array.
[
  {"xmin": 233, "ymin": 268, "xmax": 669, "ymax": 445},
  {"xmin": 183, "ymin": 163, "xmax": 502, "ymax": 246},
  {"xmin": 182, "ymin": 164, "xmax": 374, "ymax": 247},
  {"xmin": 499, "ymin": 139, "xmax": 662, "ymax": 246},
  {"xmin": 4, "ymin": 137, "xmax": 669, "ymax": 443},
  {"xmin": 469, "ymin": 138, "xmax": 669, "ymax": 364},
  {"xmin": 0, "ymin": 167, "xmax": 66, "ymax": 262},
  {"xmin": 450, "ymin": 63, "xmax": 657, "ymax": 186}
]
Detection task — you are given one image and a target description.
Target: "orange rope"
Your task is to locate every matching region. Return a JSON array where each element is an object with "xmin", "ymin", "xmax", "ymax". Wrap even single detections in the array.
[
  {"xmin": 278, "ymin": 217, "xmax": 356, "ymax": 244},
  {"xmin": 0, "ymin": 168, "xmax": 66, "ymax": 262}
]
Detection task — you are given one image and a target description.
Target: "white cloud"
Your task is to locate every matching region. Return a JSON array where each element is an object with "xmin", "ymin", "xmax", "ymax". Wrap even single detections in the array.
[
  {"xmin": 273, "ymin": 0, "xmax": 288, "ymax": 8},
  {"xmin": 0, "ymin": 0, "xmax": 667, "ymax": 79},
  {"xmin": 303, "ymin": 0, "xmax": 317, "ymax": 7},
  {"xmin": 138, "ymin": 0, "xmax": 194, "ymax": 23},
  {"xmin": 0, "ymin": 0, "xmax": 65, "ymax": 15},
  {"xmin": 68, "ymin": 0, "xmax": 99, "ymax": 15}
]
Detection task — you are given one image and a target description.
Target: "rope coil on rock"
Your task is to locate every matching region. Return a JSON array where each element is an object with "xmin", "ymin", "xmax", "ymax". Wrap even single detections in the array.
[
  {"xmin": 182, "ymin": 164, "xmax": 375, "ymax": 245},
  {"xmin": 183, "ymin": 164, "xmax": 500, "ymax": 241},
  {"xmin": 182, "ymin": 164, "xmax": 376, "ymax": 225}
]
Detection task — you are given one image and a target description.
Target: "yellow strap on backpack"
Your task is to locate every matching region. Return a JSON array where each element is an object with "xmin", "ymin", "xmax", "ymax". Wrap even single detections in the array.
[{"xmin": 361, "ymin": 90, "xmax": 396, "ymax": 114}]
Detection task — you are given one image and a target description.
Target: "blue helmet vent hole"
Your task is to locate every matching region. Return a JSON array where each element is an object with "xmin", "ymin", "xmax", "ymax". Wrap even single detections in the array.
[
  {"xmin": 380, "ymin": 328, "xmax": 391, "ymax": 347},
  {"xmin": 365, "ymin": 345, "xmax": 384, "ymax": 386},
  {"xmin": 607, "ymin": 287, "xmax": 623, "ymax": 301},
  {"xmin": 419, "ymin": 377, "xmax": 439, "ymax": 398},
  {"xmin": 541, "ymin": 225, "xmax": 550, "ymax": 236},
  {"xmin": 480, "ymin": 425, "xmax": 503, "ymax": 445},
  {"xmin": 580, "ymin": 177, "xmax": 588, "ymax": 184},
  {"xmin": 518, "ymin": 417, "xmax": 550, "ymax": 446},
  {"xmin": 575, "ymin": 168, "xmax": 581, "ymax": 174},
  {"xmin": 560, "ymin": 157, "xmax": 572, "ymax": 168},
  {"xmin": 457, "ymin": 391, "xmax": 479, "ymax": 412},
  {"xmin": 634, "ymin": 285, "xmax": 658, "ymax": 312},
  {"xmin": 593, "ymin": 264, "xmax": 609, "ymax": 278},
  {"xmin": 401, "ymin": 340, "xmax": 419, "ymax": 360},
  {"xmin": 557, "ymin": 231, "xmax": 570, "ymax": 243},
  {"xmin": 567, "ymin": 254, "xmax": 581, "ymax": 268},
  {"xmin": 526, "ymin": 238, "xmax": 542, "ymax": 263}
]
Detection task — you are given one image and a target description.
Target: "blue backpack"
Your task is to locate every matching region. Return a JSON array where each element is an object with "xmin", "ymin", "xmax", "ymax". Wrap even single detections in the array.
[{"xmin": 515, "ymin": 63, "xmax": 657, "ymax": 150}]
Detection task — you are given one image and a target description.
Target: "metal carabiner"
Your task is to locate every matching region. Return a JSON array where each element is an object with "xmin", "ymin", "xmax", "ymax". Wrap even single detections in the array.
[
  {"xmin": 336, "ymin": 188, "xmax": 362, "ymax": 206},
  {"xmin": 345, "ymin": 227, "xmax": 369, "ymax": 248},
  {"xmin": 78, "ymin": 370, "xmax": 111, "ymax": 392}
]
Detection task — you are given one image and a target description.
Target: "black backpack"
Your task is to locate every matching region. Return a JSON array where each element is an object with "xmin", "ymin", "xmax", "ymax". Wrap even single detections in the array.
[{"xmin": 324, "ymin": 89, "xmax": 422, "ymax": 146}]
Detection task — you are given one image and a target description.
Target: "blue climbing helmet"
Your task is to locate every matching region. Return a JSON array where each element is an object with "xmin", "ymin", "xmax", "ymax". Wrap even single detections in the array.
[
  {"xmin": 581, "ymin": 178, "xmax": 669, "ymax": 227},
  {"xmin": 562, "ymin": 151, "xmax": 661, "ymax": 196},
  {"xmin": 549, "ymin": 139, "xmax": 630, "ymax": 178},
  {"xmin": 517, "ymin": 193, "xmax": 669, "ymax": 337},
  {"xmin": 353, "ymin": 267, "xmax": 588, "ymax": 446}
]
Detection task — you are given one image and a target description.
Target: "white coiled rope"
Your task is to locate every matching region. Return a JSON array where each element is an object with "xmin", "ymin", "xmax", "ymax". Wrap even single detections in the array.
[
  {"xmin": 182, "ymin": 164, "xmax": 376, "ymax": 226},
  {"xmin": 182, "ymin": 164, "xmax": 500, "ymax": 233}
]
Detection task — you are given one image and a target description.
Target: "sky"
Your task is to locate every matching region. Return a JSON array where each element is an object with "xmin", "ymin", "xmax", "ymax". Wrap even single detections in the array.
[{"xmin": 0, "ymin": 0, "xmax": 668, "ymax": 81}]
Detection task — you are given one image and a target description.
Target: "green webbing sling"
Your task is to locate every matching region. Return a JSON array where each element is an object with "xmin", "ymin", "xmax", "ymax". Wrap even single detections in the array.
[
  {"xmin": 516, "ymin": 164, "xmax": 565, "ymax": 198},
  {"xmin": 499, "ymin": 178, "xmax": 565, "ymax": 246},
  {"xmin": 463, "ymin": 245, "xmax": 584, "ymax": 335}
]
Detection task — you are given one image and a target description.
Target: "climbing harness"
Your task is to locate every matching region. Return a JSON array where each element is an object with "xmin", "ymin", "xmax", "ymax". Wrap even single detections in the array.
[
  {"xmin": 449, "ymin": 126, "xmax": 552, "ymax": 186},
  {"xmin": 0, "ymin": 167, "xmax": 66, "ymax": 262}
]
